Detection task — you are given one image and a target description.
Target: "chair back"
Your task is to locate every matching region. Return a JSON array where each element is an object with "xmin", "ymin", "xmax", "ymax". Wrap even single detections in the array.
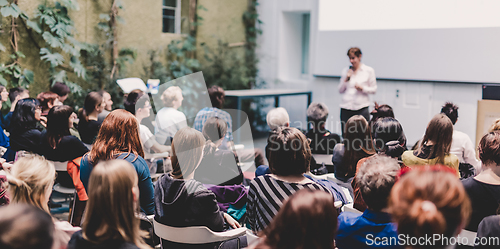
[
  {"xmin": 153, "ymin": 219, "xmax": 246, "ymax": 244},
  {"xmin": 52, "ymin": 161, "xmax": 69, "ymax": 171}
]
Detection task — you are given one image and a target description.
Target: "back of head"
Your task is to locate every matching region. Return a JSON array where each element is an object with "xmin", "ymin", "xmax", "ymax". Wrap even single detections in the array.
[
  {"xmin": 0, "ymin": 204, "xmax": 54, "ymax": 249},
  {"xmin": 89, "ymin": 109, "xmax": 144, "ymax": 164},
  {"xmin": 417, "ymin": 113, "xmax": 453, "ymax": 163},
  {"xmin": 343, "ymin": 115, "xmax": 375, "ymax": 176},
  {"xmin": 9, "ymin": 87, "xmax": 28, "ymax": 103},
  {"xmin": 440, "ymin": 102, "xmax": 458, "ymax": 125},
  {"xmin": 7, "ymin": 154, "xmax": 55, "ymax": 213},
  {"xmin": 488, "ymin": 118, "xmax": 500, "ymax": 132},
  {"xmin": 161, "ymin": 86, "xmax": 182, "ymax": 107},
  {"xmin": 307, "ymin": 102, "xmax": 329, "ymax": 128},
  {"xmin": 79, "ymin": 91, "xmax": 103, "ymax": 121},
  {"xmin": 83, "ymin": 159, "xmax": 145, "ymax": 246},
  {"xmin": 372, "ymin": 117, "xmax": 407, "ymax": 158},
  {"xmin": 389, "ymin": 169, "xmax": 471, "ymax": 248},
  {"xmin": 207, "ymin": 85, "xmax": 225, "ymax": 109},
  {"xmin": 478, "ymin": 131, "xmax": 500, "ymax": 166},
  {"xmin": 124, "ymin": 91, "xmax": 145, "ymax": 115},
  {"xmin": 356, "ymin": 155, "xmax": 400, "ymax": 211},
  {"xmin": 259, "ymin": 189, "xmax": 337, "ymax": 249},
  {"xmin": 46, "ymin": 105, "xmax": 73, "ymax": 148},
  {"xmin": 50, "ymin": 82, "xmax": 70, "ymax": 97},
  {"xmin": 267, "ymin": 127, "xmax": 311, "ymax": 176},
  {"xmin": 11, "ymin": 98, "xmax": 40, "ymax": 133},
  {"xmin": 36, "ymin": 92, "xmax": 59, "ymax": 110},
  {"xmin": 266, "ymin": 107, "xmax": 290, "ymax": 130},
  {"xmin": 370, "ymin": 104, "xmax": 394, "ymax": 123},
  {"xmin": 171, "ymin": 127, "xmax": 206, "ymax": 179}
]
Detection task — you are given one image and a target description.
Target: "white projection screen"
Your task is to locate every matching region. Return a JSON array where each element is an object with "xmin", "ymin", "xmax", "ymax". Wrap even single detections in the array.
[{"xmin": 314, "ymin": 0, "xmax": 500, "ymax": 83}]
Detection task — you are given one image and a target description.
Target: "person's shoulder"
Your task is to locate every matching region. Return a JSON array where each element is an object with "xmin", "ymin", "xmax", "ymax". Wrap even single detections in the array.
[
  {"xmin": 401, "ymin": 150, "xmax": 415, "ymax": 160},
  {"xmin": 338, "ymin": 211, "xmax": 363, "ymax": 226},
  {"xmin": 361, "ymin": 63, "xmax": 375, "ymax": 72}
]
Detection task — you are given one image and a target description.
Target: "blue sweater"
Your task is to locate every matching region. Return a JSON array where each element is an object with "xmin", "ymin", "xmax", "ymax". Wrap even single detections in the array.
[{"xmin": 80, "ymin": 153, "xmax": 155, "ymax": 215}]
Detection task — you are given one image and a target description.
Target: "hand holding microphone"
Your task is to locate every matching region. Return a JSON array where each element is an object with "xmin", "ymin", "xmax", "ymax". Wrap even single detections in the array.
[{"xmin": 346, "ymin": 65, "xmax": 353, "ymax": 81}]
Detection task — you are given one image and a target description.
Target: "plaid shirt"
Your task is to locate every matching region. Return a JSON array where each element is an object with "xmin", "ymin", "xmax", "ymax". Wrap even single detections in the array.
[{"xmin": 193, "ymin": 107, "xmax": 233, "ymax": 141}]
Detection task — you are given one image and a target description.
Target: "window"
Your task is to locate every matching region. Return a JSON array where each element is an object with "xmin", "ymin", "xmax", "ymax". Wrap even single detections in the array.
[
  {"xmin": 301, "ymin": 13, "xmax": 311, "ymax": 75},
  {"xmin": 163, "ymin": 0, "xmax": 180, "ymax": 33}
]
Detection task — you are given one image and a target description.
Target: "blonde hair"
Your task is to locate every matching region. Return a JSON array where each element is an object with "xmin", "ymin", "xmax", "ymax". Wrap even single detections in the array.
[
  {"xmin": 82, "ymin": 159, "xmax": 150, "ymax": 249},
  {"xmin": 266, "ymin": 107, "xmax": 290, "ymax": 130},
  {"xmin": 161, "ymin": 86, "xmax": 182, "ymax": 107},
  {"xmin": 488, "ymin": 118, "xmax": 500, "ymax": 132},
  {"xmin": 6, "ymin": 154, "xmax": 55, "ymax": 213}
]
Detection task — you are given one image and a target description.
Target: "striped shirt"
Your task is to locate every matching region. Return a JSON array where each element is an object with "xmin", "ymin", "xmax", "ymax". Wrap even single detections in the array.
[{"xmin": 247, "ymin": 174, "xmax": 331, "ymax": 232}]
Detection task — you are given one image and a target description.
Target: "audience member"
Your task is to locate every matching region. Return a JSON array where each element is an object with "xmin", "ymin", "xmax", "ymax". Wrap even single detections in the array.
[
  {"xmin": 8, "ymin": 87, "xmax": 29, "ymax": 113},
  {"xmin": 441, "ymin": 102, "xmax": 480, "ymax": 176},
  {"xmin": 97, "ymin": 90, "xmax": 113, "ymax": 122},
  {"xmin": 0, "ymin": 86, "xmax": 10, "ymax": 149},
  {"xmin": 332, "ymin": 115, "xmax": 375, "ymax": 182},
  {"xmin": 247, "ymin": 127, "xmax": 331, "ymax": 233},
  {"xmin": 402, "ymin": 114, "xmax": 460, "ymax": 177},
  {"xmin": 68, "ymin": 160, "xmax": 150, "ymax": 249},
  {"xmin": 194, "ymin": 86, "xmax": 232, "ymax": 142},
  {"xmin": 306, "ymin": 102, "xmax": 341, "ymax": 155},
  {"xmin": 6, "ymin": 154, "xmax": 80, "ymax": 249},
  {"xmin": 80, "ymin": 110, "xmax": 155, "ymax": 215},
  {"xmin": 5, "ymin": 98, "xmax": 43, "ymax": 161},
  {"xmin": 154, "ymin": 127, "xmax": 242, "ymax": 249},
  {"xmin": 475, "ymin": 214, "xmax": 500, "ymax": 249},
  {"xmin": 462, "ymin": 131, "xmax": 500, "ymax": 232},
  {"xmin": 155, "ymin": 86, "xmax": 187, "ymax": 145},
  {"xmin": 249, "ymin": 189, "xmax": 338, "ymax": 249},
  {"xmin": 352, "ymin": 117, "xmax": 407, "ymax": 211},
  {"xmin": 78, "ymin": 92, "xmax": 104, "ymax": 144},
  {"xmin": 36, "ymin": 91, "xmax": 62, "ymax": 116},
  {"xmin": 336, "ymin": 155, "xmax": 400, "ymax": 249},
  {"xmin": 389, "ymin": 168, "xmax": 471, "ymax": 249},
  {"xmin": 194, "ymin": 117, "xmax": 242, "ymax": 185},
  {"xmin": 0, "ymin": 204, "xmax": 55, "ymax": 249},
  {"xmin": 488, "ymin": 118, "xmax": 500, "ymax": 132},
  {"xmin": 50, "ymin": 82, "xmax": 70, "ymax": 103},
  {"xmin": 266, "ymin": 107, "xmax": 289, "ymax": 130},
  {"xmin": 124, "ymin": 92, "xmax": 170, "ymax": 161}
]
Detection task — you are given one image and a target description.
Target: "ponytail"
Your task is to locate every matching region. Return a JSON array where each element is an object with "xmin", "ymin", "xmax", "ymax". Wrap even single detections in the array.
[{"xmin": 203, "ymin": 140, "xmax": 218, "ymax": 158}]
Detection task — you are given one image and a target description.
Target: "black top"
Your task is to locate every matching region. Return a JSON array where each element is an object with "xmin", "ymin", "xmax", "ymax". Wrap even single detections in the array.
[
  {"xmin": 305, "ymin": 129, "xmax": 341, "ymax": 154},
  {"xmin": 194, "ymin": 149, "xmax": 242, "ymax": 186},
  {"xmin": 476, "ymin": 215, "xmax": 500, "ymax": 249},
  {"xmin": 39, "ymin": 131, "xmax": 89, "ymax": 162},
  {"xmin": 10, "ymin": 128, "xmax": 42, "ymax": 154},
  {"xmin": 67, "ymin": 230, "xmax": 140, "ymax": 249},
  {"xmin": 78, "ymin": 118, "xmax": 102, "ymax": 144},
  {"xmin": 461, "ymin": 177, "xmax": 500, "ymax": 232}
]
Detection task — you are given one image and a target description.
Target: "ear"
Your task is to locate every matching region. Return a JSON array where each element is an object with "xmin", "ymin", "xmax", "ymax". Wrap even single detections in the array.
[{"xmin": 132, "ymin": 186, "xmax": 139, "ymax": 202}]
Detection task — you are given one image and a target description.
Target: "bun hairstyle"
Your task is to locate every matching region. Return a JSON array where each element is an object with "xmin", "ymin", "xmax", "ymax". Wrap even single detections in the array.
[
  {"xmin": 372, "ymin": 117, "xmax": 407, "ymax": 158},
  {"xmin": 257, "ymin": 189, "xmax": 338, "ymax": 249},
  {"xmin": 171, "ymin": 127, "xmax": 206, "ymax": 179},
  {"xmin": 389, "ymin": 169, "xmax": 471, "ymax": 247},
  {"xmin": 6, "ymin": 154, "xmax": 56, "ymax": 213},
  {"xmin": 440, "ymin": 102, "xmax": 458, "ymax": 125},
  {"xmin": 79, "ymin": 91, "xmax": 103, "ymax": 122},
  {"xmin": 202, "ymin": 117, "xmax": 228, "ymax": 158}
]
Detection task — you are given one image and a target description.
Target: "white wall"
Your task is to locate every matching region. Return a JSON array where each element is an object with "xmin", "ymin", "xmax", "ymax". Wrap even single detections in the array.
[{"xmin": 256, "ymin": 0, "xmax": 483, "ymax": 146}]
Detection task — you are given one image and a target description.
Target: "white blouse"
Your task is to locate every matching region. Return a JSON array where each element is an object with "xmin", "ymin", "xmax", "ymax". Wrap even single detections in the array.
[{"xmin": 338, "ymin": 63, "xmax": 377, "ymax": 110}]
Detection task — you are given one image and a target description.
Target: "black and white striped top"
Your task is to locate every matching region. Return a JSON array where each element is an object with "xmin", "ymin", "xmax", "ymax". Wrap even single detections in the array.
[{"xmin": 247, "ymin": 174, "xmax": 331, "ymax": 232}]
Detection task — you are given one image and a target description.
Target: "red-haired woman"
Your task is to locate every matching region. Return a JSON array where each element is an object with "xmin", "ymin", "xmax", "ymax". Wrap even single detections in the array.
[{"xmin": 79, "ymin": 109, "xmax": 154, "ymax": 215}]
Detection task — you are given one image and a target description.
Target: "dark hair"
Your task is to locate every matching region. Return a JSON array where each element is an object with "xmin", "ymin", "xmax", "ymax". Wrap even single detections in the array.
[
  {"xmin": 10, "ymin": 98, "xmax": 40, "ymax": 133},
  {"xmin": 267, "ymin": 127, "xmax": 311, "ymax": 176},
  {"xmin": 208, "ymin": 85, "xmax": 225, "ymax": 109},
  {"xmin": 79, "ymin": 92, "xmax": 103, "ymax": 122},
  {"xmin": 342, "ymin": 115, "xmax": 375, "ymax": 178},
  {"xmin": 50, "ymin": 82, "xmax": 70, "ymax": 97},
  {"xmin": 307, "ymin": 102, "xmax": 329, "ymax": 128},
  {"xmin": 478, "ymin": 131, "xmax": 500, "ymax": 166},
  {"xmin": 370, "ymin": 104, "xmax": 394, "ymax": 122},
  {"xmin": 124, "ymin": 91, "xmax": 148, "ymax": 115},
  {"xmin": 440, "ymin": 102, "xmax": 458, "ymax": 125},
  {"xmin": 415, "ymin": 114, "xmax": 453, "ymax": 164},
  {"xmin": 36, "ymin": 92, "xmax": 59, "ymax": 111},
  {"xmin": 202, "ymin": 117, "xmax": 228, "ymax": 158},
  {"xmin": 0, "ymin": 204, "xmax": 55, "ymax": 249},
  {"xmin": 347, "ymin": 47, "xmax": 362, "ymax": 57},
  {"xmin": 257, "ymin": 189, "xmax": 338, "ymax": 249},
  {"xmin": 89, "ymin": 110, "xmax": 144, "ymax": 165},
  {"xmin": 9, "ymin": 87, "xmax": 28, "ymax": 103},
  {"xmin": 46, "ymin": 105, "xmax": 73, "ymax": 149},
  {"xmin": 372, "ymin": 117, "xmax": 407, "ymax": 158}
]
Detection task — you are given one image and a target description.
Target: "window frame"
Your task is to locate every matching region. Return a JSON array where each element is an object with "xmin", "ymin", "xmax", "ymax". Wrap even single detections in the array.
[{"xmin": 162, "ymin": 0, "xmax": 181, "ymax": 34}]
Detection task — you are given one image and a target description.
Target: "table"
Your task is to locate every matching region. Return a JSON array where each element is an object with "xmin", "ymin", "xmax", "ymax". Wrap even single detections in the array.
[{"xmin": 225, "ymin": 89, "xmax": 313, "ymax": 142}]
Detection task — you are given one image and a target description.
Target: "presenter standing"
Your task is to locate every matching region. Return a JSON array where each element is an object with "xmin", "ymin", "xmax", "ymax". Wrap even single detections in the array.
[{"xmin": 339, "ymin": 47, "xmax": 377, "ymax": 136}]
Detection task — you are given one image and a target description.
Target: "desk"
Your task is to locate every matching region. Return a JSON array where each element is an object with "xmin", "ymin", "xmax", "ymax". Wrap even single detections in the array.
[{"xmin": 225, "ymin": 89, "xmax": 312, "ymax": 142}]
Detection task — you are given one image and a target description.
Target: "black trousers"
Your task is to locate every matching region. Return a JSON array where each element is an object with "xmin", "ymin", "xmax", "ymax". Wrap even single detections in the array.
[{"xmin": 340, "ymin": 107, "xmax": 370, "ymax": 137}]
